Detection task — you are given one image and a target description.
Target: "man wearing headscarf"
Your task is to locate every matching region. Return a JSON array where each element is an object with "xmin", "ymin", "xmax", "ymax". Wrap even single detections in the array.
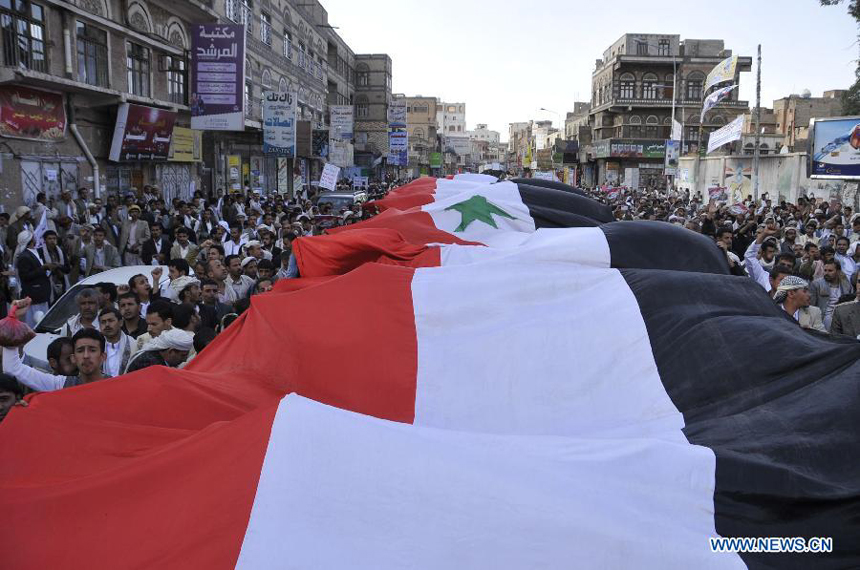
[
  {"xmin": 124, "ymin": 327, "xmax": 194, "ymax": 373},
  {"xmin": 6, "ymin": 206, "xmax": 32, "ymax": 251},
  {"xmin": 774, "ymin": 275, "xmax": 826, "ymax": 332},
  {"xmin": 14, "ymin": 230, "xmax": 51, "ymax": 327}
]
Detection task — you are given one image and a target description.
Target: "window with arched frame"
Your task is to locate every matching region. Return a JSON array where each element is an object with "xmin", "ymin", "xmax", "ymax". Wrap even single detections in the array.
[
  {"xmin": 642, "ymin": 72, "xmax": 658, "ymax": 99},
  {"xmin": 645, "ymin": 115, "xmax": 659, "ymax": 138},
  {"xmin": 686, "ymin": 71, "xmax": 705, "ymax": 100},
  {"xmin": 619, "ymin": 72, "xmax": 635, "ymax": 99},
  {"xmin": 663, "ymin": 116, "xmax": 673, "ymax": 125},
  {"xmin": 261, "ymin": 69, "xmax": 272, "ymax": 88},
  {"xmin": 279, "ymin": 77, "xmax": 287, "ymax": 92},
  {"xmin": 628, "ymin": 115, "xmax": 642, "ymax": 137}
]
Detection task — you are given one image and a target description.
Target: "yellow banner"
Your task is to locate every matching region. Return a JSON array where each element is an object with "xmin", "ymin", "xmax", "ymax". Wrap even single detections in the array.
[
  {"xmin": 705, "ymin": 55, "xmax": 738, "ymax": 93},
  {"xmin": 168, "ymin": 127, "xmax": 202, "ymax": 162}
]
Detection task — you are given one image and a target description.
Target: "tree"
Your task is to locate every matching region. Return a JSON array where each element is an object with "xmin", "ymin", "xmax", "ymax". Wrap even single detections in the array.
[{"xmin": 821, "ymin": 0, "xmax": 860, "ymax": 113}]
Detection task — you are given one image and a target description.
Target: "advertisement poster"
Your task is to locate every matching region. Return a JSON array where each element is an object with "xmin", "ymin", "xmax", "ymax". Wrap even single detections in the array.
[
  {"xmin": 168, "ymin": 127, "xmax": 202, "ymax": 162},
  {"xmin": 429, "ymin": 152, "xmax": 443, "ymax": 169},
  {"xmin": 227, "ymin": 155, "xmax": 241, "ymax": 190},
  {"xmin": 262, "ymin": 91, "xmax": 297, "ymax": 156},
  {"xmin": 329, "ymin": 105, "xmax": 354, "ymax": 140},
  {"xmin": 109, "ymin": 103, "xmax": 177, "ymax": 162},
  {"xmin": 319, "ymin": 163, "xmax": 340, "ymax": 191},
  {"xmin": 810, "ymin": 117, "xmax": 860, "ymax": 179},
  {"xmin": 609, "ymin": 140, "xmax": 665, "ymax": 158},
  {"xmin": 664, "ymin": 140, "xmax": 680, "ymax": 175},
  {"xmin": 387, "ymin": 99, "xmax": 407, "ymax": 127},
  {"xmin": 312, "ymin": 129, "xmax": 329, "ymax": 158},
  {"xmin": 329, "ymin": 139, "xmax": 353, "ymax": 168},
  {"xmin": 388, "ymin": 128, "xmax": 408, "ymax": 166},
  {"xmin": 191, "ymin": 24, "xmax": 245, "ymax": 131},
  {"xmin": 277, "ymin": 158, "xmax": 289, "ymax": 195},
  {"xmin": 0, "ymin": 86, "xmax": 66, "ymax": 141}
]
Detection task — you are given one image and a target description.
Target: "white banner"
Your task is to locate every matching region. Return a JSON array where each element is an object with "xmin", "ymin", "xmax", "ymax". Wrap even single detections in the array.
[
  {"xmin": 330, "ymin": 105, "xmax": 353, "ymax": 140},
  {"xmin": 704, "ymin": 55, "xmax": 738, "ymax": 93},
  {"xmin": 672, "ymin": 119, "xmax": 682, "ymax": 142},
  {"xmin": 387, "ymin": 99, "xmax": 407, "ymax": 127},
  {"xmin": 320, "ymin": 163, "xmax": 340, "ymax": 191},
  {"xmin": 701, "ymin": 85, "xmax": 737, "ymax": 122},
  {"xmin": 707, "ymin": 115, "xmax": 744, "ymax": 154}
]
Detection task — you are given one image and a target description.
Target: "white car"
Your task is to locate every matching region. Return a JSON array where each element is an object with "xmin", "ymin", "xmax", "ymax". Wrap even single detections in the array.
[{"xmin": 24, "ymin": 266, "xmax": 170, "ymax": 372}]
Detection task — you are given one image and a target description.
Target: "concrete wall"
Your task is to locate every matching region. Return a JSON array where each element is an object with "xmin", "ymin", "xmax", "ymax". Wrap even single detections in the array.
[{"xmin": 677, "ymin": 152, "xmax": 860, "ymax": 208}]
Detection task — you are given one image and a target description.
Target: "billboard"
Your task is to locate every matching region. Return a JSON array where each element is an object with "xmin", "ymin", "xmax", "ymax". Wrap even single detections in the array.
[
  {"xmin": 0, "ymin": 86, "xmax": 66, "ymax": 142},
  {"xmin": 609, "ymin": 140, "xmax": 665, "ymax": 159},
  {"xmin": 330, "ymin": 105, "xmax": 354, "ymax": 140},
  {"xmin": 664, "ymin": 140, "xmax": 680, "ymax": 175},
  {"xmin": 109, "ymin": 103, "xmax": 177, "ymax": 162},
  {"xmin": 262, "ymin": 91, "xmax": 297, "ymax": 156},
  {"xmin": 191, "ymin": 24, "xmax": 245, "ymax": 131},
  {"xmin": 168, "ymin": 127, "xmax": 202, "ymax": 162},
  {"xmin": 312, "ymin": 129, "xmax": 329, "ymax": 158},
  {"xmin": 810, "ymin": 116, "xmax": 860, "ymax": 179},
  {"xmin": 387, "ymin": 99, "xmax": 407, "ymax": 127},
  {"xmin": 429, "ymin": 152, "xmax": 443, "ymax": 169},
  {"xmin": 388, "ymin": 128, "xmax": 408, "ymax": 166}
]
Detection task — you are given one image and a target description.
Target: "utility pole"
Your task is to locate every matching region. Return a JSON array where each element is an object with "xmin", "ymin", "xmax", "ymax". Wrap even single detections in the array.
[{"xmin": 753, "ymin": 44, "xmax": 762, "ymax": 199}]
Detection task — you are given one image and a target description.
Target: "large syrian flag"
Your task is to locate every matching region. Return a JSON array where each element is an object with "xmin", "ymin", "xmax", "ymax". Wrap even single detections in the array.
[
  {"xmin": 292, "ymin": 221, "xmax": 731, "ymax": 278},
  {"xmin": 2, "ymin": 236, "xmax": 859, "ymax": 569},
  {"xmin": 336, "ymin": 179, "xmax": 613, "ymax": 247}
]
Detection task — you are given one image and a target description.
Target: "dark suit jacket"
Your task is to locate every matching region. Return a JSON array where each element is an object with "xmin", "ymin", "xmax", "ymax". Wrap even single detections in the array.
[
  {"xmin": 197, "ymin": 303, "xmax": 219, "ymax": 330},
  {"xmin": 16, "ymin": 250, "xmax": 51, "ymax": 304},
  {"xmin": 831, "ymin": 301, "xmax": 860, "ymax": 338},
  {"xmin": 141, "ymin": 237, "xmax": 173, "ymax": 265}
]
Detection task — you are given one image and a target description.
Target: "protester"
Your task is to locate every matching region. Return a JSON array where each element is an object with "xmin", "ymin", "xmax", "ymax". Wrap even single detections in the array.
[
  {"xmin": 118, "ymin": 292, "xmax": 147, "ymax": 339},
  {"xmin": 125, "ymin": 328, "xmax": 194, "ymax": 373},
  {"xmin": 97, "ymin": 307, "xmax": 134, "ymax": 377},
  {"xmin": 773, "ymin": 276, "xmax": 826, "ymax": 332},
  {"xmin": 810, "ymin": 259, "xmax": 853, "ymax": 329},
  {"xmin": 4, "ymin": 299, "xmax": 108, "ymax": 390},
  {"xmin": 0, "ymin": 372, "xmax": 24, "ymax": 423},
  {"xmin": 135, "ymin": 300, "xmax": 174, "ymax": 352},
  {"xmin": 61, "ymin": 288, "xmax": 99, "ymax": 337}
]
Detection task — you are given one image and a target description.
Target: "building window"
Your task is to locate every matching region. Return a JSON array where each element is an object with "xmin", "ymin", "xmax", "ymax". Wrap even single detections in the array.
[
  {"xmin": 357, "ymin": 70, "xmax": 368, "ymax": 86},
  {"xmin": 636, "ymin": 41, "xmax": 648, "ymax": 55},
  {"xmin": 260, "ymin": 12, "xmax": 271, "ymax": 45},
  {"xmin": 245, "ymin": 80, "xmax": 252, "ymax": 117},
  {"xmin": 686, "ymin": 75, "xmax": 703, "ymax": 100},
  {"xmin": 166, "ymin": 55, "xmax": 185, "ymax": 104},
  {"xmin": 76, "ymin": 21, "xmax": 107, "ymax": 87},
  {"xmin": 356, "ymin": 103, "xmax": 368, "ymax": 118},
  {"xmin": 642, "ymin": 73, "xmax": 658, "ymax": 99},
  {"xmin": 297, "ymin": 43, "xmax": 306, "ymax": 69},
  {"xmin": 226, "ymin": 0, "xmax": 239, "ymax": 22},
  {"xmin": 126, "ymin": 42, "xmax": 150, "ymax": 97},
  {"xmin": 645, "ymin": 115, "xmax": 659, "ymax": 138},
  {"xmin": 658, "ymin": 39, "xmax": 670, "ymax": 56},
  {"xmin": 0, "ymin": 0, "xmax": 46, "ymax": 71},
  {"xmin": 619, "ymin": 73, "xmax": 635, "ymax": 99},
  {"xmin": 283, "ymin": 32, "xmax": 291, "ymax": 58}
]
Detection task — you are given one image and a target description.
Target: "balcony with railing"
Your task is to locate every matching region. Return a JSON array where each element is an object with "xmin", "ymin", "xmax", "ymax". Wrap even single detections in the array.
[{"xmin": 594, "ymin": 79, "xmax": 749, "ymax": 110}]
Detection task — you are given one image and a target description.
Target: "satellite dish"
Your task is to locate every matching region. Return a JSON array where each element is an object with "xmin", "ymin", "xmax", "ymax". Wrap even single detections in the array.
[{"xmin": 800, "ymin": 89, "xmax": 812, "ymax": 99}]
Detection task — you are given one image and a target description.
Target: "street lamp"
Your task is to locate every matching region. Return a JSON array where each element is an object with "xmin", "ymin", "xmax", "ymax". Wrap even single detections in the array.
[{"xmin": 538, "ymin": 107, "xmax": 561, "ymax": 131}]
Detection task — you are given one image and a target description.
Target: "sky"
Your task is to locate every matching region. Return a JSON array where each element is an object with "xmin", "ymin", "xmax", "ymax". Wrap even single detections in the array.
[{"xmin": 320, "ymin": 0, "xmax": 858, "ymax": 142}]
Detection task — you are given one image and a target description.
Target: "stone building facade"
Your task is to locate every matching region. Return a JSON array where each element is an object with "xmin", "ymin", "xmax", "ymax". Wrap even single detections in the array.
[
  {"xmin": 353, "ymin": 53, "xmax": 391, "ymax": 169},
  {"xmin": 587, "ymin": 33, "xmax": 752, "ymax": 187},
  {"xmin": 0, "ymin": 0, "xmax": 219, "ymax": 209}
]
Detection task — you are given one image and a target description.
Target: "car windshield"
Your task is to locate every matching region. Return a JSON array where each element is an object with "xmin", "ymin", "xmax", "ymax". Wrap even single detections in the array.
[
  {"xmin": 316, "ymin": 195, "xmax": 354, "ymax": 212},
  {"xmin": 35, "ymin": 284, "xmax": 88, "ymax": 334}
]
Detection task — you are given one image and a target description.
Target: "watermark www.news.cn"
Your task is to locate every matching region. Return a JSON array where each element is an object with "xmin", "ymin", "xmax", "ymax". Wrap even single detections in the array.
[{"xmin": 710, "ymin": 537, "xmax": 833, "ymax": 554}]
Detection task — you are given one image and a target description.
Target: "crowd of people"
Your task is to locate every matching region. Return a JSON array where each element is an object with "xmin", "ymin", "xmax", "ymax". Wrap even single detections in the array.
[
  {"xmin": 586, "ymin": 185, "xmax": 860, "ymax": 335},
  {"xmin": 1, "ymin": 176, "xmax": 859, "ymax": 421},
  {"xmin": 0, "ymin": 182, "xmax": 393, "ymax": 416}
]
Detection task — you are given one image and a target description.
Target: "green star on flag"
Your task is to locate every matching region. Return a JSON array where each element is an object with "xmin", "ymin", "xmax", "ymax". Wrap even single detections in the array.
[{"xmin": 444, "ymin": 195, "xmax": 516, "ymax": 232}]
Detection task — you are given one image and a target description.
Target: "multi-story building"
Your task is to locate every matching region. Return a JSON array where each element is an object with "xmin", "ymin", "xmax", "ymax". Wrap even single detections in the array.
[
  {"xmin": 587, "ymin": 34, "xmax": 751, "ymax": 187},
  {"xmin": 204, "ymin": 0, "xmax": 333, "ymax": 196},
  {"xmin": 507, "ymin": 122, "xmax": 530, "ymax": 171},
  {"xmin": 406, "ymin": 95, "xmax": 438, "ymax": 175},
  {"xmin": 353, "ymin": 53, "xmax": 392, "ymax": 171},
  {"xmin": 326, "ymin": 30, "xmax": 354, "ymax": 108},
  {"xmin": 564, "ymin": 103, "xmax": 591, "ymax": 140},
  {"xmin": 773, "ymin": 90, "xmax": 845, "ymax": 151},
  {"xmin": 469, "ymin": 124, "xmax": 499, "ymax": 145},
  {"xmin": 0, "ymin": 0, "xmax": 220, "ymax": 208},
  {"xmin": 438, "ymin": 101, "xmax": 466, "ymax": 135},
  {"xmin": 740, "ymin": 107, "xmax": 783, "ymax": 155}
]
